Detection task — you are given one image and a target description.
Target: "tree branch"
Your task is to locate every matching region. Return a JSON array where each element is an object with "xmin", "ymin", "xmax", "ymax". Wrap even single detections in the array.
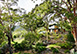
[{"xmin": 62, "ymin": 0, "xmax": 71, "ymax": 13}]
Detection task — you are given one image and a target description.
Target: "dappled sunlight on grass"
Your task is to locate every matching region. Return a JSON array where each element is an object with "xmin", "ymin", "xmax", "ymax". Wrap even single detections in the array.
[{"xmin": 14, "ymin": 38, "xmax": 24, "ymax": 43}]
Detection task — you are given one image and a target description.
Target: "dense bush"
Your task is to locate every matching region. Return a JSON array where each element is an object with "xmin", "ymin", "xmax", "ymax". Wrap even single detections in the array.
[
  {"xmin": 13, "ymin": 42, "xmax": 24, "ymax": 50},
  {"xmin": 24, "ymin": 32, "xmax": 39, "ymax": 44},
  {"xmin": 14, "ymin": 32, "xmax": 40, "ymax": 50},
  {"xmin": 13, "ymin": 41, "xmax": 33, "ymax": 50}
]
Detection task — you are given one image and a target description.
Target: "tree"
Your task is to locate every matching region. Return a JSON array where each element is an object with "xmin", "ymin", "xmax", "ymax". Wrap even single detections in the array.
[
  {"xmin": 0, "ymin": 0, "xmax": 23, "ymax": 54},
  {"xmin": 33, "ymin": 0, "xmax": 77, "ymax": 43},
  {"xmin": 21, "ymin": 0, "xmax": 77, "ymax": 45},
  {"xmin": 21, "ymin": 12, "xmax": 45, "ymax": 34},
  {"xmin": 21, "ymin": 1, "xmax": 54, "ymax": 41},
  {"xmin": 50, "ymin": 0, "xmax": 77, "ymax": 44}
]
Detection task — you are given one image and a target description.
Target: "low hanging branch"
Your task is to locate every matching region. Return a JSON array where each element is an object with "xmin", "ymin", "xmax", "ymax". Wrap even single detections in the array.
[{"xmin": 62, "ymin": 0, "xmax": 71, "ymax": 13}]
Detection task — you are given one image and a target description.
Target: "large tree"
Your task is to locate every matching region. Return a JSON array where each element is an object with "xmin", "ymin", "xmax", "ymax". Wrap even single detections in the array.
[
  {"xmin": 0, "ymin": 0, "xmax": 24, "ymax": 54},
  {"xmin": 49, "ymin": 0, "xmax": 77, "ymax": 44},
  {"xmin": 22, "ymin": 0, "xmax": 77, "ymax": 44}
]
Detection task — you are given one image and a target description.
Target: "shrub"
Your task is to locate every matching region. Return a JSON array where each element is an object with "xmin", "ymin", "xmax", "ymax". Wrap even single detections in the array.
[
  {"xmin": 14, "ymin": 32, "xmax": 40, "ymax": 50},
  {"xmin": 13, "ymin": 41, "xmax": 32, "ymax": 50},
  {"xmin": 24, "ymin": 32, "xmax": 39, "ymax": 45},
  {"xmin": 13, "ymin": 42, "xmax": 23, "ymax": 50}
]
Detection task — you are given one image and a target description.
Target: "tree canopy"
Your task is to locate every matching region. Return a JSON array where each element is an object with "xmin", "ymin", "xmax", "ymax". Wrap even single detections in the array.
[{"xmin": 0, "ymin": 0, "xmax": 77, "ymax": 54}]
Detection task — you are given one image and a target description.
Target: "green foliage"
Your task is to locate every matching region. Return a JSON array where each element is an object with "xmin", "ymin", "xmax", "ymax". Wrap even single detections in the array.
[
  {"xmin": 0, "ymin": 36, "xmax": 4, "ymax": 43},
  {"xmin": 0, "ymin": 38, "xmax": 6, "ymax": 46},
  {"xmin": 64, "ymin": 49, "xmax": 70, "ymax": 53},
  {"xmin": 66, "ymin": 31, "xmax": 75, "ymax": 43},
  {"xmin": 0, "ymin": 0, "xmax": 77, "ymax": 53},
  {"xmin": 21, "ymin": 40, "xmax": 33, "ymax": 50},
  {"xmin": 21, "ymin": 14, "xmax": 45, "ymax": 32},
  {"xmin": 46, "ymin": 44, "xmax": 61, "ymax": 49},
  {"xmin": 0, "ymin": 0, "xmax": 23, "ymax": 52},
  {"xmin": 13, "ymin": 42, "xmax": 21, "ymax": 50},
  {"xmin": 0, "ymin": 41, "xmax": 7, "ymax": 47},
  {"xmin": 11, "ymin": 26, "xmax": 16, "ymax": 31},
  {"xmin": 65, "ymin": 12, "xmax": 74, "ymax": 19},
  {"xmin": 51, "ymin": 47, "xmax": 59, "ymax": 53},
  {"xmin": 46, "ymin": 44, "xmax": 60, "ymax": 53},
  {"xmin": 35, "ymin": 42, "xmax": 44, "ymax": 46},
  {"xmin": 14, "ymin": 32, "xmax": 40, "ymax": 50},
  {"xmin": 0, "ymin": 24, "xmax": 4, "ymax": 39},
  {"xmin": 24, "ymin": 32, "xmax": 39, "ymax": 44},
  {"xmin": 74, "ymin": 16, "xmax": 77, "ymax": 22},
  {"xmin": 33, "ymin": 42, "xmax": 46, "ymax": 53},
  {"xmin": 58, "ymin": 42, "xmax": 74, "ymax": 49},
  {"xmin": 35, "ymin": 46, "xmax": 46, "ymax": 53},
  {"xmin": 59, "ymin": 20, "xmax": 71, "ymax": 31},
  {"xmin": 13, "ymin": 41, "xmax": 30, "ymax": 50}
]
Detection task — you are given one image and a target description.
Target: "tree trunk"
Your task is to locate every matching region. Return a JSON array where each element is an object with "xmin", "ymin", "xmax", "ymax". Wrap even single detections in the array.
[
  {"xmin": 71, "ymin": 23, "xmax": 77, "ymax": 43},
  {"xmin": 74, "ymin": 24, "xmax": 77, "ymax": 42},
  {"xmin": 7, "ymin": 35, "xmax": 12, "ymax": 54}
]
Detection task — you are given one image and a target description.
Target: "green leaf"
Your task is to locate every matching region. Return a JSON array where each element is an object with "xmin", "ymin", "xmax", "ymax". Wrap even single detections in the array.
[{"xmin": 46, "ymin": 44, "xmax": 61, "ymax": 48}]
